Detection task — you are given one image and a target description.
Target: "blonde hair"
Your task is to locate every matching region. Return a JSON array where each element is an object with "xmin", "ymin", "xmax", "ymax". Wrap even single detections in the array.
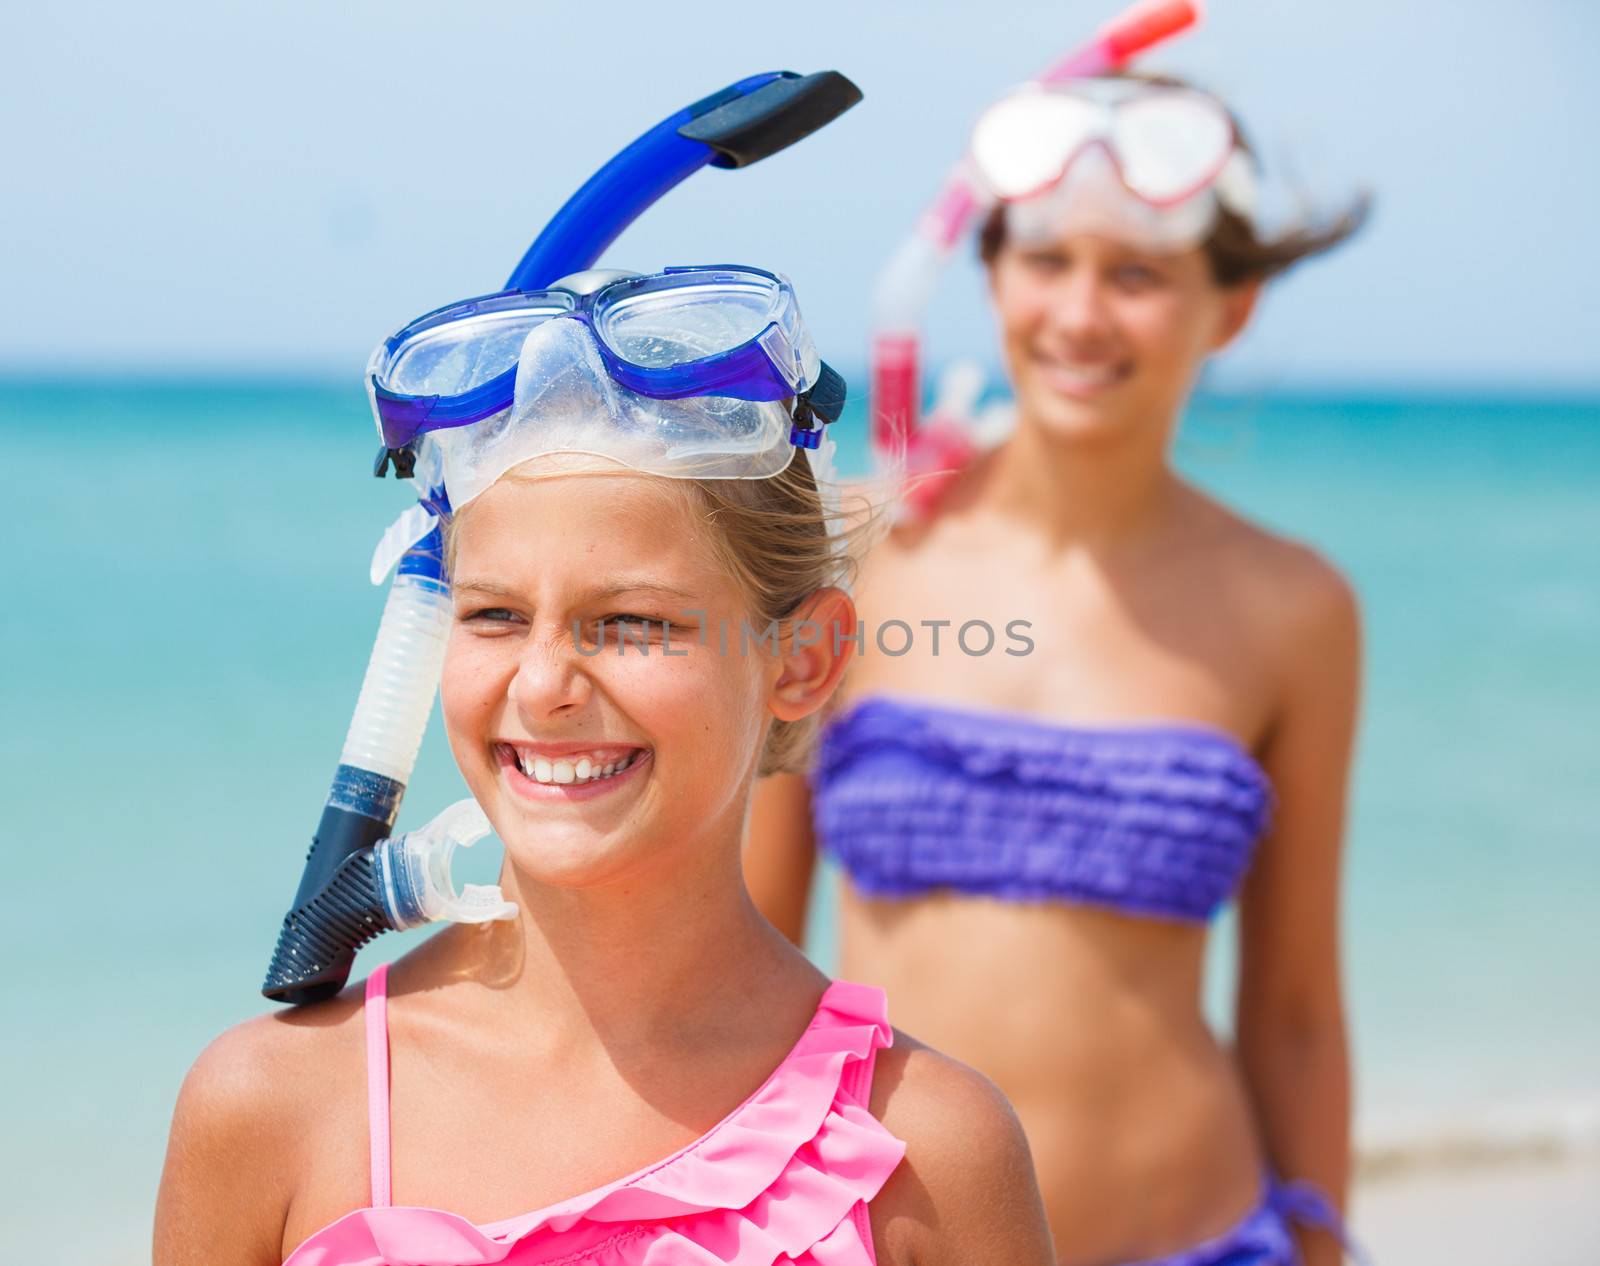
[
  {"xmin": 689, "ymin": 453, "xmax": 867, "ymax": 774},
  {"xmin": 445, "ymin": 451, "xmax": 874, "ymax": 776}
]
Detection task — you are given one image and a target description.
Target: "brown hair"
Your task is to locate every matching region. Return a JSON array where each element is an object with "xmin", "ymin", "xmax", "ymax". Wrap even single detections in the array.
[
  {"xmin": 978, "ymin": 72, "xmax": 1370, "ymax": 287},
  {"xmin": 446, "ymin": 452, "xmax": 871, "ymax": 777}
]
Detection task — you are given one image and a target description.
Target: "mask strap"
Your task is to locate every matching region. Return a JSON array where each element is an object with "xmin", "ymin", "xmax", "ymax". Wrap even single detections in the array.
[{"xmin": 788, "ymin": 360, "xmax": 846, "ymax": 449}]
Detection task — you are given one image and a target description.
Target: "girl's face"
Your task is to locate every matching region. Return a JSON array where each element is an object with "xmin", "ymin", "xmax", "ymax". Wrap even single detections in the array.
[
  {"xmin": 988, "ymin": 231, "xmax": 1257, "ymax": 447},
  {"xmin": 441, "ymin": 472, "xmax": 781, "ymax": 890}
]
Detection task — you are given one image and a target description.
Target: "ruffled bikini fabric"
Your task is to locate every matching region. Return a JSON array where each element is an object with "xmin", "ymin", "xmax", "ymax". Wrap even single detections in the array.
[
  {"xmin": 813, "ymin": 696, "xmax": 1274, "ymax": 922},
  {"xmin": 284, "ymin": 983, "xmax": 905, "ymax": 1266},
  {"xmin": 1117, "ymin": 1178, "xmax": 1360, "ymax": 1266}
]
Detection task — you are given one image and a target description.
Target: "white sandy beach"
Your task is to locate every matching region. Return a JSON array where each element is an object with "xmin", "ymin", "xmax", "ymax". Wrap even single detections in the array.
[
  {"xmin": 1351, "ymin": 1092, "xmax": 1600, "ymax": 1262},
  {"xmin": 1355, "ymin": 1154, "xmax": 1600, "ymax": 1265}
]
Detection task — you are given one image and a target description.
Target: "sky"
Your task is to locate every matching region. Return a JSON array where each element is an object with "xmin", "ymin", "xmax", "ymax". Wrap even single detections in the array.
[{"xmin": 4, "ymin": 0, "xmax": 1597, "ymax": 389}]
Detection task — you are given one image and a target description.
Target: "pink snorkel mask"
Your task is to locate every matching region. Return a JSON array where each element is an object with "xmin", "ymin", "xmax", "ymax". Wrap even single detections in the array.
[{"xmin": 972, "ymin": 78, "xmax": 1257, "ymax": 252}]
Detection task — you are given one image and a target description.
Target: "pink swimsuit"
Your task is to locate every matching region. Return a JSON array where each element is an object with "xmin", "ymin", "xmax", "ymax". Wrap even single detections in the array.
[{"xmin": 283, "ymin": 966, "xmax": 907, "ymax": 1266}]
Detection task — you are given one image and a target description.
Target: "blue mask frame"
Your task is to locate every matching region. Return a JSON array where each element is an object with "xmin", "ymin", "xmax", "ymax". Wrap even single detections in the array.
[{"xmin": 371, "ymin": 266, "xmax": 835, "ymax": 450}]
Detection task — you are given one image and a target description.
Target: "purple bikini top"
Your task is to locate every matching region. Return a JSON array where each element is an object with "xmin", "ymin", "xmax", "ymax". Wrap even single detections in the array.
[{"xmin": 812, "ymin": 696, "xmax": 1274, "ymax": 923}]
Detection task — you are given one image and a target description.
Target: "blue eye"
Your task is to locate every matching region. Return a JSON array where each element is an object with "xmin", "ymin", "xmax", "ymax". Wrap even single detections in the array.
[{"xmin": 463, "ymin": 606, "xmax": 520, "ymax": 624}]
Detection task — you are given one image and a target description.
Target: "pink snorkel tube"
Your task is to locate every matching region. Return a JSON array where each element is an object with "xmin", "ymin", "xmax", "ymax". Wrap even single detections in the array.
[{"xmin": 869, "ymin": 0, "xmax": 1202, "ymax": 504}]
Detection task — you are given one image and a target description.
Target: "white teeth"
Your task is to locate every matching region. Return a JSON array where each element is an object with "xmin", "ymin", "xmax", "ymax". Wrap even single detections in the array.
[
  {"xmin": 513, "ymin": 748, "xmax": 641, "ymax": 785},
  {"xmin": 1043, "ymin": 360, "xmax": 1121, "ymax": 388}
]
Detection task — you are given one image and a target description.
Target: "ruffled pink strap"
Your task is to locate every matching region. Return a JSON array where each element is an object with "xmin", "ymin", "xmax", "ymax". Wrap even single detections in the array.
[
  {"xmin": 364, "ymin": 964, "xmax": 392, "ymax": 1210},
  {"xmin": 290, "ymin": 979, "xmax": 904, "ymax": 1266}
]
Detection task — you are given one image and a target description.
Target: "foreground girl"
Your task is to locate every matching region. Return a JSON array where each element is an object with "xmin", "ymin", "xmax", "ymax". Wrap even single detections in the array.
[{"xmin": 155, "ymin": 267, "xmax": 1055, "ymax": 1265}]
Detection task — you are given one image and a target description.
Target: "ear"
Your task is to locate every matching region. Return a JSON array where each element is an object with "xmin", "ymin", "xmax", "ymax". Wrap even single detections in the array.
[
  {"xmin": 768, "ymin": 587, "xmax": 858, "ymax": 723},
  {"xmin": 1210, "ymin": 279, "xmax": 1262, "ymax": 353}
]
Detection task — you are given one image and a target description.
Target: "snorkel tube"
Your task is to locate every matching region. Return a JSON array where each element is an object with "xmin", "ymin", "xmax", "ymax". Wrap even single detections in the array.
[
  {"xmin": 869, "ymin": 0, "xmax": 1199, "ymax": 496},
  {"xmin": 262, "ymin": 70, "xmax": 863, "ymax": 1005}
]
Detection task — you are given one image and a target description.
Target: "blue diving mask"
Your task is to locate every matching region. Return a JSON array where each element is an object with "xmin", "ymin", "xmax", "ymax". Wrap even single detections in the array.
[{"xmin": 370, "ymin": 266, "xmax": 845, "ymax": 456}]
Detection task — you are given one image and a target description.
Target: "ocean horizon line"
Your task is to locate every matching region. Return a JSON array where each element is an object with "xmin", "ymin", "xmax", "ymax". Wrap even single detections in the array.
[{"xmin": 4, "ymin": 368, "xmax": 1600, "ymax": 410}]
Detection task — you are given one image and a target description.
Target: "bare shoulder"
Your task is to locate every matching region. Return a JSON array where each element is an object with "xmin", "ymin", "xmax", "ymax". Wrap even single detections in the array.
[
  {"xmin": 1187, "ymin": 487, "xmax": 1360, "ymax": 646},
  {"xmin": 870, "ymin": 1030, "xmax": 1023, "ymax": 1153},
  {"xmin": 176, "ymin": 986, "xmax": 365, "ymax": 1141},
  {"xmin": 868, "ymin": 1033, "xmax": 1055, "ymax": 1266},
  {"xmin": 155, "ymin": 989, "xmax": 366, "ymax": 1264}
]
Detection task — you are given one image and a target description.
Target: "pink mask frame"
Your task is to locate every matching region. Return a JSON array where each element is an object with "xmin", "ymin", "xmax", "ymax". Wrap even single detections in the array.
[{"xmin": 970, "ymin": 81, "xmax": 1241, "ymax": 210}]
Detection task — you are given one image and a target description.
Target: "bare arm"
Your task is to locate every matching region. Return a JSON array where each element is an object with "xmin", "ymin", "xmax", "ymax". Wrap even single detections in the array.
[
  {"xmin": 744, "ymin": 772, "xmax": 819, "ymax": 946},
  {"xmin": 1235, "ymin": 565, "xmax": 1361, "ymax": 1266},
  {"xmin": 872, "ymin": 1043, "xmax": 1057, "ymax": 1266},
  {"xmin": 154, "ymin": 1025, "xmax": 295, "ymax": 1266}
]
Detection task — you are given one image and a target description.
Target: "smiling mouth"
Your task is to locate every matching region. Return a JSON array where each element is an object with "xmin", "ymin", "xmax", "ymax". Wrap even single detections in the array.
[
  {"xmin": 494, "ymin": 743, "xmax": 650, "ymax": 791},
  {"xmin": 1032, "ymin": 352, "xmax": 1131, "ymax": 396}
]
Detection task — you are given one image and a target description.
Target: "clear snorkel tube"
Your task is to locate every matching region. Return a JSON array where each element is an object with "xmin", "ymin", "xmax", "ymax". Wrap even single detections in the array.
[
  {"xmin": 869, "ymin": 0, "xmax": 1200, "ymax": 506},
  {"xmin": 262, "ymin": 70, "xmax": 863, "ymax": 1004}
]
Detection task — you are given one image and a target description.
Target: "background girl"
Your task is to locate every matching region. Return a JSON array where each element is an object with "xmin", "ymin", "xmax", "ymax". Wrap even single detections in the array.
[{"xmin": 748, "ymin": 73, "xmax": 1367, "ymax": 1266}]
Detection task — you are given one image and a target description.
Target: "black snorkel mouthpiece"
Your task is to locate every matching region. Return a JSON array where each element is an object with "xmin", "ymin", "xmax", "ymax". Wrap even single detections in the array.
[
  {"xmin": 263, "ymin": 798, "xmax": 513, "ymax": 1004},
  {"xmin": 262, "ymin": 797, "xmax": 397, "ymax": 1004}
]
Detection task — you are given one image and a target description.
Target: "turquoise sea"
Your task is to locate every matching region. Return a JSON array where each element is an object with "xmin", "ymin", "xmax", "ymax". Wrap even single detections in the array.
[{"xmin": 4, "ymin": 379, "xmax": 1598, "ymax": 1260}]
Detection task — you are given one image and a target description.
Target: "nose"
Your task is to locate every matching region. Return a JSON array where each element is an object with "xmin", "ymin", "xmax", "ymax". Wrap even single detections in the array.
[
  {"xmin": 1043, "ymin": 267, "xmax": 1116, "ymax": 345},
  {"xmin": 508, "ymin": 625, "xmax": 592, "ymax": 723}
]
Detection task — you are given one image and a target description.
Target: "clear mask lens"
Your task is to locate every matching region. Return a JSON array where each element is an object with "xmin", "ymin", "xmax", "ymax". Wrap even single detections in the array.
[
  {"xmin": 971, "ymin": 92, "xmax": 1105, "ymax": 200},
  {"xmin": 972, "ymin": 82, "xmax": 1236, "ymax": 208},
  {"xmin": 596, "ymin": 272, "xmax": 780, "ymax": 368},
  {"xmin": 1112, "ymin": 90, "xmax": 1233, "ymax": 203},
  {"xmin": 425, "ymin": 318, "xmax": 794, "ymax": 512},
  {"xmin": 384, "ymin": 295, "xmax": 571, "ymax": 397}
]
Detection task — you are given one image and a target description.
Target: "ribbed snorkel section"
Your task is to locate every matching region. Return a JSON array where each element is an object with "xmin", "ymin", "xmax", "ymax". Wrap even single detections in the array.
[
  {"xmin": 262, "ymin": 541, "xmax": 451, "ymax": 1005},
  {"xmin": 337, "ymin": 562, "xmax": 453, "ymax": 783},
  {"xmin": 262, "ymin": 847, "xmax": 392, "ymax": 999}
]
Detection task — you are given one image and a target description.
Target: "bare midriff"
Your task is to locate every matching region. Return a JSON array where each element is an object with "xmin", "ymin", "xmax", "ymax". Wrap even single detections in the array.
[{"xmin": 839, "ymin": 886, "xmax": 1264, "ymax": 1266}]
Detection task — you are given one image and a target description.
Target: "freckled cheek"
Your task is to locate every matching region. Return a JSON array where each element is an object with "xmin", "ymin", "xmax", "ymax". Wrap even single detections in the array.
[
  {"xmin": 602, "ymin": 652, "xmax": 762, "ymax": 763},
  {"xmin": 438, "ymin": 640, "xmax": 513, "ymax": 751},
  {"xmin": 595, "ymin": 656, "xmax": 678, "ymax": 714},
  {"xmin": 608, "ymin": 653, "xmax": 723, "ymax": 719}
]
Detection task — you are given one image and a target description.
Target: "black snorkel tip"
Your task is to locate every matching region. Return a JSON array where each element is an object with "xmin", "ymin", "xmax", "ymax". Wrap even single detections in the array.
[
  {"xmin": 261, "ymin": 804, "xmax": 398, "ymax": 1005},
  {"xmin": 679, "ymin": 70, "xmax": 863, "ymax": 169},
  {"xmin": 262, "ymin": 846, "xmax": 390, "ymax": 1004}
]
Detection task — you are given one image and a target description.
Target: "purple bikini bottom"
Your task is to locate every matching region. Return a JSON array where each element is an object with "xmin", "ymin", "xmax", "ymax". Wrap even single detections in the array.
[{"xmin": 1118, "ymin": 1178, "xmax": 1365, "ymax": 1266}]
